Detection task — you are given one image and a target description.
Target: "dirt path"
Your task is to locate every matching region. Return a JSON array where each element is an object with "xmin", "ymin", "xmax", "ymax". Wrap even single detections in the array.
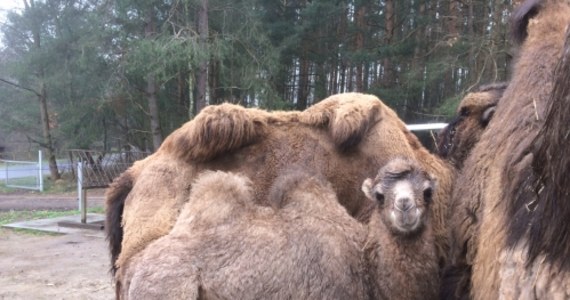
[{"xmin": 0, "ymin": 229, "xmax": 114, "ymax": 300}]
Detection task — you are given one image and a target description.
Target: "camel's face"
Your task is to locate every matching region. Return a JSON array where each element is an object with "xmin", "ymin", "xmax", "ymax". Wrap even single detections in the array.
[
  {"xmin": 386, "ymin": 179, "xmax": 432, "ymax": 234},
  {"xmin": 437, "ymin": 88, "xmax": 503, "ymax": 168},
  {"xmin": 362, "ymin": 158, "xmax": 434, "ymax": 236}
]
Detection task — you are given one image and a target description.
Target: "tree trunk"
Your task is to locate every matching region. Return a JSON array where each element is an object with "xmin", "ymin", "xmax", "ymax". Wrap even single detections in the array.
[
  {"xmin": 146, "ymin": 74, "xmax": 162, "ymax": 150},
  {"xmin": 315, "ymin": 61, "xmax": 327, "ymax": 101},
  {"xmin": 355, "ymin": 3, "xmax": 366, "ymax": 92},
  {"xmin": 144, "ymin": 8, "xmax": 163, "ymax": 151},
  {"xmin": 26, "ymin": 0, "xmax": 59, "ymax": 180},
  {"xmin": 382, "ymin": 0, "xmax": 395, "ymax": 87},
  {"xmin": 195, "ymin": 0, "xmax": 209, "ymax": 113},
  {"xmin": 38, "ymin": 82, "xmax": 59, "ymax": 180},
  {"xmin": 296, "ymin": 52, "xmax": 310, "ymax": 110}
]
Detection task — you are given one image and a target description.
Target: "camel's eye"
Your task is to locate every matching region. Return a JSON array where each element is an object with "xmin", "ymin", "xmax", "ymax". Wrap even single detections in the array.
[
  {"xmin": 460, "ymin": 107, "xmax": 470, "ymax": 117},
  {"xmin": 423, "ymin": 187, "xmax": 433, "ymax": 203},
  {"xmin": 374, "ymin": 191, "xmax": 385, "ymax": 204}
]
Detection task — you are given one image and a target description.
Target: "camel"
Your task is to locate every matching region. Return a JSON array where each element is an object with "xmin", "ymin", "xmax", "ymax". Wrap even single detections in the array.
[
  {"xmin": 443, "ymin": 0, "xmax": 570, "ymax": 298},
  {"xmin": 362, "ymin": 157, "xmax": 439, "ymax": 300},
  {"xmin": 437, "ymin": 83, "xmax": 506, "ymax": 299},
  {"xmin": 121, "ymin": 158, "xmax": 439, "ymax": 300},
  {"xmin": 437, "ymin": 83, "xmax": 507, "ymax": 168},
  {"xmin": 120, "ymin": 170, "xmax": 369, "ymax": 300},
  {"xmin": 105, "ymin": 93, "xmax": 455, "ymax": 296}
]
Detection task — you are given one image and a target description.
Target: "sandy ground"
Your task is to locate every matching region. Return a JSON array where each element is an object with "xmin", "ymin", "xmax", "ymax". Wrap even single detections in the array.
[
  {"xmin": 0, "ymin": 188, "xmax": 114, "ymax": 299},
  {"xmin": 0, "ymin": 229, "xmax": 114, "ymax": 300}
]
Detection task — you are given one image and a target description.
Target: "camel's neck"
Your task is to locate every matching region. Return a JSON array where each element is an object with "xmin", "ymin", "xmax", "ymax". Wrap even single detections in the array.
[{"xmin": 365, "ymin": 213, "xmax": 439, "ymax": 300}]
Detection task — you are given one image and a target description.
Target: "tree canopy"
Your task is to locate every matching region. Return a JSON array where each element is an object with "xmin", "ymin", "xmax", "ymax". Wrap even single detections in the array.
[{"xmin": 0, "ymin": 0, "xmax": 516, "ymax": 163}]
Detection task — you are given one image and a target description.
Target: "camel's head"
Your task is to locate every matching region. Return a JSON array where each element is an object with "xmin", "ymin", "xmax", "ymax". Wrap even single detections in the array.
[
  {"xmin": 362, "ymin": 157, "xmax": 435, "ymax": 236},
  {"xmin": 437, "ymin": 83, "xmax": 506, "ymax": 168}
]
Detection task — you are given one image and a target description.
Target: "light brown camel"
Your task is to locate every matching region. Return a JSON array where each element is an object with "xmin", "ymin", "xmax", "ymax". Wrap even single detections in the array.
[
  {"xmin": 362, "ymin": 157, "xmax": 440, "ymax": 300},
  {"xmin": 437, "ymin": 82, "xmax": 507, "ymax": 169},
  {"xmin": 443, "ymin": 0, "xmax": 570, "ymax": 299},
  {"xmin": 121, "ymin": 158, "xmax": 439, "ymax": 300},
  {"xmin": 105, "ymin": 93, "xmax": 455, "ymax": 296},
  {"xmin": 437, "ymin": 83, "xmax": 506, "ymax": 299}
]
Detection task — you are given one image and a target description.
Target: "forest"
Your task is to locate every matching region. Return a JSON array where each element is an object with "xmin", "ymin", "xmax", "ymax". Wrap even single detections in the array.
[{"xmin": 0, "ymin": 0, "xmax": 518, "ymax": 179}]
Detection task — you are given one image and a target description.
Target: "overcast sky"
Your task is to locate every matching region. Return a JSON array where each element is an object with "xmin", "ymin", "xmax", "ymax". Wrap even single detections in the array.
[
  {"xmin": 0, "ymin": 0, "xmax": 23, "ymax": 48},
  {"xmin": 0, "ymin": 0, "xmax": 23, "ymax": 23}
]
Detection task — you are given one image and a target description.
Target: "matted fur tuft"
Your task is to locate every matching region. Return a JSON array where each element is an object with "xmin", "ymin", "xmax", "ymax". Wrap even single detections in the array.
[
  {"xmin": 164, "ymin": 93, "xmax": 384, "ymax": 162},
  {"xmin": 105, "ymin": 171, "xmax": 133, "ymax": 275},
  {"xmin": 506, "ymin": 27, "xmax": 570, "ymax": 271},
  {"xmin": 162, "ymin": 103, "xmax": 291, "ymax": 162},
  {"xmin": 300, "ymin": 93, "xmax": 383, "ymax": 151}
]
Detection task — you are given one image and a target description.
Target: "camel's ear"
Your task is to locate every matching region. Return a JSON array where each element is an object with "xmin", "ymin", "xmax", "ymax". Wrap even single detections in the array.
[
  {"xmin": 511, "ymin": 0, "xmax": 542, "ymax": 45},
  {"xmin": 361, "ymin": 178, "xmax": 376, "ymax": 200},
  {"xmin": 481, "ymin": 106, "xmax": 496, "ymax": 126}
]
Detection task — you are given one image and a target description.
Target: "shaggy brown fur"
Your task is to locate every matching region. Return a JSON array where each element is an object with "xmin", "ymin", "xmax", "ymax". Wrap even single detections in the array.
[
  {"xmin": 104, "ymin": 171, "xmax": 133, "ymax": 275},
  {"xmin": 121, "ymin": 159, "xmax": 439, "ymax": 300},
  {"xmin": 444, "ymin": 1, "xmax": 570, "ymax": 299},
  {"xmin": 437, "ymin": 83, "xmax": 507, "ymax": 169},
  {"xmin": 363, "ymin": 157, "xmax": 439, "ymax": 300},
  {"xmin": 121, "ymin": 170, "xmax": 369, "ymax": 299},
  {"xmin": 106, "ymin": 93, "xmax": 455, "ymax": 295},
  {"xmin": 438, "ymin": 83, "xmax": 506, "ymax": 299}
]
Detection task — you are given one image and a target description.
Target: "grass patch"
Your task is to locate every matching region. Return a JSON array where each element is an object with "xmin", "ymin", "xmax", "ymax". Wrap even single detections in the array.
[
  {"xmin": 5, "ymin": 227, "xmax": 61, "ymax": 236},
  {"xmin": 0, "ymin": 183, "xmax": 17, "ymax": 193},
  {"xmin": 0, "ymin": 207, "xmax": 105, "ymax": 226},
  {"xmin": 0, "ymin": 176, "xmax": 77, "ymax": 194},
  {"xmin": 0, "ymin": 210, "xmax": 78, "ymax": 226},
  {"xmin": 87, "ymin": 206, "xmax": 105, "ymax": 214}
]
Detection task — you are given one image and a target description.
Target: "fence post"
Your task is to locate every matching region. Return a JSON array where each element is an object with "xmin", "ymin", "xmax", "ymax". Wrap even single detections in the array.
[
  {"xmin": 38, "ymin": 150, "xmax": 44, "ymax": 192},
  {"xmin": 77, "ymin": 161, "xmax": 87, "ymax": 223}
]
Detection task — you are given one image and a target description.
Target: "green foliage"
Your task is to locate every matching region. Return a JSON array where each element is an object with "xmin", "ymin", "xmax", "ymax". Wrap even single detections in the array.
[{"xmin": 0, "ymin": 0, "xmax": 515, "ymax": 153}]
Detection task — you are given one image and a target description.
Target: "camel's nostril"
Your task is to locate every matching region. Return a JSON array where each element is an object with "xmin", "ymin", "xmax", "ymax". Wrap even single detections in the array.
[{"xmin": 396, "ymin": 198, "xmax": 413, "ymax": 212}]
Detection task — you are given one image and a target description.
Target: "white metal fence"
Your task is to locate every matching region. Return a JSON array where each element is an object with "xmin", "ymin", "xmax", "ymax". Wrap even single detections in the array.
[
  {"xmin": 1, "ymin": 150, "xmax": 44, "ymax": 192},
  {"xmin": 406, "ymin": 123, "xmax": 447, "ymax": 131}
]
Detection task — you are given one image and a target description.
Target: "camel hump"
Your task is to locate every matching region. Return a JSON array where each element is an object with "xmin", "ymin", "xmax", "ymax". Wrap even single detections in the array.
[
  {"xmin": 163, "ymin": 103, "xmax": 271, "ymax": 162},
  {"xmin": 268, "ymin": 167, "xmax": 337, "ymax": 212},
  {"xmin": 300, "ymin": 93, "xmax": 383, "ymax": 151},
  {"xmin": 178, "ymin": 171, "xmax": 254, "ymax": 226}
]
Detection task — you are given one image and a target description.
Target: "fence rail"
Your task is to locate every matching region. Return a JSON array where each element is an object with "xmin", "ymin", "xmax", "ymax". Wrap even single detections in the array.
[
  {"xmin": 69, "ymin": 149, "xmax": 150, "ymax": 223},
  {"xmin": 69, "ymin": 149, "xmax": 150, "ymax": 189},
  {"xmin": 1, "ymin": 150, "xmax": 43, "ymax": 191}
]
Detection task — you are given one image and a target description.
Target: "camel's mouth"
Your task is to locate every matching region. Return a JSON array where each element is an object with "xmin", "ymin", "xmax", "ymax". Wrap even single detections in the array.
[{"xmin": 389, "ymin": 208, "xmax": 424, "ymax": 235}]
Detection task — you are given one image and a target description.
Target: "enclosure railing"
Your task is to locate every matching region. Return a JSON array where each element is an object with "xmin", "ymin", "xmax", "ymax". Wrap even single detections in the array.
[
  {"xmin": 406, "ymin": 123, "xmax": 447, "ymax": 131},
  {"xmin": 0, "ymin": 150, "xmax": 43, "ymax": 192},
  {"xmin": 69, "ymin": 149, "xmax": 150, "ymax": 223}
]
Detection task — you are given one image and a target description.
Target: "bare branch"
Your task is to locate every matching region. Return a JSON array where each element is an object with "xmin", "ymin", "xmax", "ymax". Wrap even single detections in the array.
[{"xmin": 0, "ymin": 78, "xmax": 40, "ymax": 97}]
